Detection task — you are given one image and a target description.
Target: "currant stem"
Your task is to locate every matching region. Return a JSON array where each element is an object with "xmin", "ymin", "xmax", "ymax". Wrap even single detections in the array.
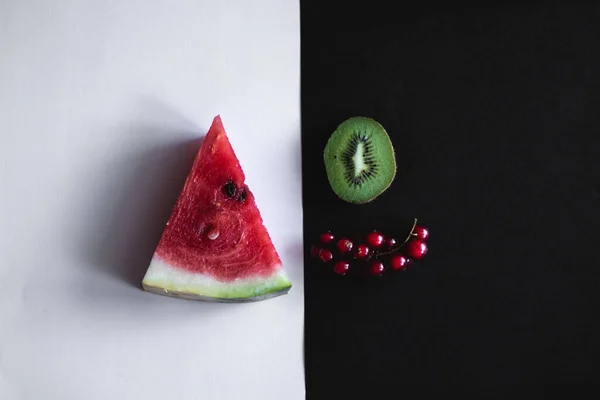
[
  {"xmin": 372, "ymin": 217, "xmax": 419, "ymax": 259},
  {"xmin": 373, "ymin": 245, "xmax": 404, "ymax": 258},
  {"xmin": 402, "ymin": 218, "xmax": 418, "ymax": 247}
]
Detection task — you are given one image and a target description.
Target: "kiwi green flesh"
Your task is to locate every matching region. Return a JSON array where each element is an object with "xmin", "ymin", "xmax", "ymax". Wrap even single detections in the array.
[{"xmin": 323, "ymin": 117, "xmax": 396, "ymax": 204}]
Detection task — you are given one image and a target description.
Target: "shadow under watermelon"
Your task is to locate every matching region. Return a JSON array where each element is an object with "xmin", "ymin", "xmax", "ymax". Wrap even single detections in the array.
[
  {"xmin": 70, "ymin": 89, "xmax": 205, "ymax": 293},
  {"xmin": 85, "ymin": 132, "xmax": 204, "ymax": 289}
]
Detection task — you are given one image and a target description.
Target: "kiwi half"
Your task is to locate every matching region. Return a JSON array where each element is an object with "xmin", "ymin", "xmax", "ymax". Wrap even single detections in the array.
[{"xmin": 323, "ymin": 117, "xmax": 396, "ymax": 204}]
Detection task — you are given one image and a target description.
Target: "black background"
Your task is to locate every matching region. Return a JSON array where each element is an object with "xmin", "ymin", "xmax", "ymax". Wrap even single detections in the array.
[{"xmin": 301, "ymin": 1, "xmax": 600, "ymax": 395}]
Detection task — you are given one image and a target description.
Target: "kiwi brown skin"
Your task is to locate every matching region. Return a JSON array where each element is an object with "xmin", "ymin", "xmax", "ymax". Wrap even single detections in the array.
[{"xmin": 323, "ymin": 117, "xmax": 396, "ymax": 204}]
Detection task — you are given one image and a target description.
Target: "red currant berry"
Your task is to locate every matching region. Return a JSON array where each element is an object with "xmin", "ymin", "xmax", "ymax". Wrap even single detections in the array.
[
  {"xmin": 333, "ymin": 261, "xmax": 350, "ymax": 275},
  {"xmin": 310, "ymin": 245, "xmax": 321, "ymax": 258},
  {"xmin": 320, "ymin": 232, "xmax": 335, "ymax": 243},
  {"xmin": 366, "ymin": 231, "xmax": 385, "ymax": 248},
  {"xmin": 413, "ymin": 225, "xmax": 429, "ymax": 241},
  {"xmin": 370, "ymin": 261, "xmax": 385, "ymax": 276},
  {"xmin": 336, "ymin": 239, "xmax": 353, "ymax": 254},
  {"xmin": 385, "ymin": 237, "xmax": 397, "ymax": 248},
  {"xmin": 354, "ymin": 244, "xmax": 370, "ymax": 259},
  {"xmin": 391, "ymin": 255, "xmax": 411, "ymax": 270},
  {"xmin": 405, "ymin": 239, "xmax": 428, "ymax": 260},
  {"xmin": 318, "ymin": 249, "xmax": 333, "ymax": 263}
]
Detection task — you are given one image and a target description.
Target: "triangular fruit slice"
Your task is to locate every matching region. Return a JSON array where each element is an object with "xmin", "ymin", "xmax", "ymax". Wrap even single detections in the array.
[{"xmin": 142, "ymin": 116, "xmax": 291, "ymax": 302}]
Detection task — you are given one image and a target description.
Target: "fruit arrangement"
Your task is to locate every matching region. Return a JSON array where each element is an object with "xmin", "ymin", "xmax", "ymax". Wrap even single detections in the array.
[
  {"xmin": 309, "ymin": 219, "xmax": 429, "ymax": 277},
  {"xmin": 315, "ymin": 116, "xmax": 432, "ymax": 278}
]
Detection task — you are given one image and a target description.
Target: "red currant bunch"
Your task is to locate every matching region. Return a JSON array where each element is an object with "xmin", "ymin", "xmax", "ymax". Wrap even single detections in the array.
[{"xmin": 309, "ymin": 219, "xmax": 430, "ymax": 277}]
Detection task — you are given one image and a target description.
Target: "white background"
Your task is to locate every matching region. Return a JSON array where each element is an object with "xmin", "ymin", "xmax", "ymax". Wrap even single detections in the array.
[{"xmin": 0, "ymin": 1, "xmax": 303, "ymax": 399}]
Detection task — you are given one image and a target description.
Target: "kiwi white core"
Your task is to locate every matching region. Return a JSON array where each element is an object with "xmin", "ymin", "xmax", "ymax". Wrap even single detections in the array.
[{"xmin": 352, "ymin": 142, "xmax": 369, "ymax": 177}]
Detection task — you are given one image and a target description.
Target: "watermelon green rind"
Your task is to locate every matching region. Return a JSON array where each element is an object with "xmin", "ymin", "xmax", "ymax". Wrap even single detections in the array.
[{"xmin": 142, "ymin": 256, "xmax": 292, "ymax": 302}]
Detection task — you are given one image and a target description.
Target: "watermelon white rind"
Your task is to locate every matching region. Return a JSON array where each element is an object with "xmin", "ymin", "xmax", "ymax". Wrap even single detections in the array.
[{"xmin": 142, "ymin": 257, "xmax": 291, "ymax": 302}]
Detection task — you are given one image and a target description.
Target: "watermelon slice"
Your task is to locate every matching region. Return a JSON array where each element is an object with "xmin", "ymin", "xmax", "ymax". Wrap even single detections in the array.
[{"xmin": 142, "ymin": 116, "xmax": 292, "ymax": 302}]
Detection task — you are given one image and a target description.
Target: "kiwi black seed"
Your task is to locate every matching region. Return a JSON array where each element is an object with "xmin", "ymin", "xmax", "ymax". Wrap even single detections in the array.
[{"xmin": 323, "ymin": 117, "xmax": 396, "ymax": 204}]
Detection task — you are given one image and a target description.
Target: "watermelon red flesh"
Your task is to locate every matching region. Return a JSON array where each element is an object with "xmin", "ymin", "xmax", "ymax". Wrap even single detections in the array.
[{"xmin": 151, "ymin": 115, "xmax": 284, "ymax": 282}]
